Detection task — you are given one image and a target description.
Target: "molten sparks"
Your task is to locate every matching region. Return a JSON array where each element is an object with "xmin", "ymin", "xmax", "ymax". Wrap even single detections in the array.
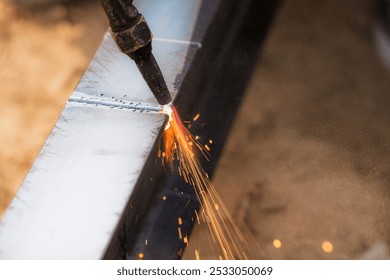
[
  {"xmin": 160, "ymin": 106, "xmax": 249, "ymax": 260},
  {"xmin": 193, "ymin": 113, "xmax": 200, "ymax": 122},
  {"xmin": 195, "ymin": 249, "xmax": 200, "ymax": 260},
  {"xmin": 273, "ymin": 239, "xmax": 282, "ymax": 249},
  {"xmin": 178, "ymin": 227, "xmax": 183, "ymax": 239},
  {"xmin": 322, "ymin": 241, "xmax": 333, "ymax": 253}
]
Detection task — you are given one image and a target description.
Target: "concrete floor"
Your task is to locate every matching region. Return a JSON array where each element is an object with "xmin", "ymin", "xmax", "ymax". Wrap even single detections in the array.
[{"xmin": 1, "ymin": 0, "xmax": 390, "ymax": 259}]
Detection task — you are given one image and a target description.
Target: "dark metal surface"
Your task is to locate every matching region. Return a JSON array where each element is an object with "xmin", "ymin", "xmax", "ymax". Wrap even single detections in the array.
[
  {"xmin": 100, "ymin": 0, "xmax": 171, "ymax": 105},
  {"xmin": 116, "ymin": 0, "xmax": 281, "ymax": 260}
]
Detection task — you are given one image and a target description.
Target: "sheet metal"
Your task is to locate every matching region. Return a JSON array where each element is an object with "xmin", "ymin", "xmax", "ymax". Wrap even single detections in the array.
[{"xmin": 0, "ymin": 0, "xmax": 209, "ymax": 259}]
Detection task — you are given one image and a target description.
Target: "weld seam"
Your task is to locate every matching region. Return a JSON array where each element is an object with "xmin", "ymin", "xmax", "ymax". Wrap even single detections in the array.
[{"xmin": 68, "ymin": 97, "xmax": 163, "ymax": 113}]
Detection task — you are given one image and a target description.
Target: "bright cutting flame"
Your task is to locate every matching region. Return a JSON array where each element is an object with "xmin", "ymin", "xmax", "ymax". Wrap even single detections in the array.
[
  {"xmin": 160, "ymin": 105, "xmax": 250, "ymax": 260},
  {"xmin": 161, "ymin": 105, "xmax": 173, "ymax": 131}
]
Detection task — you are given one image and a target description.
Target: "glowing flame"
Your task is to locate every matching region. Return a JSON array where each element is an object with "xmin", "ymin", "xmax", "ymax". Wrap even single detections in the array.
[
  {"xmin": 159, "ymin": 105, "xmax": 250, "ymax": 260},
  {"xmin": 161, "ymin": 105, "xmax": 173, "ymax": 130}
]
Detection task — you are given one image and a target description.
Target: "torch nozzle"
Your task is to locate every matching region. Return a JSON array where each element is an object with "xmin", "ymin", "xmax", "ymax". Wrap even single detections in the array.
[{"xmin": 100, "ymin": 0, "xmax": 172, "ymax": 105}]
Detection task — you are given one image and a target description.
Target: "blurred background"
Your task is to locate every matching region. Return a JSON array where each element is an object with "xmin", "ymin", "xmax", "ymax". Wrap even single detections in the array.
[
  {"xmin": 1, "ymin": 0, "xmax": 390, "ymax": 259},
  {"xmin": 0, "ymin": 0, "xmax": 107, "ymax": 213}
]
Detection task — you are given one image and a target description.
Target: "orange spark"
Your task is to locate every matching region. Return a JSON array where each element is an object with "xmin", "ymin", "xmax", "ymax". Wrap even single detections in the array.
[
  {"xmin": 178, "ymin": 227, "xmax": 183, "ymax": 239},
  {"xmin": 195, "ymin": 249, "xmax": 200, "ymax": 260},
  {"xmin": 193, "ymin": 113, "xmax": 200, "ymax": 121},
  {"xmin": 322, "ymin": 241, "xmax": 334, "ymax": 253},
  {"xmin": 159, "ymin": 106, "xmax": 250, "ymax": 260}
]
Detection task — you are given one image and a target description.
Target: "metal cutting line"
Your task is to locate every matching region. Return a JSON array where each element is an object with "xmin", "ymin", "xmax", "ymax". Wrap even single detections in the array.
[
  {"xmin": 68, "ymin": 96, "xmax": 163, "ymax": 113},
  {"xmin": 153, "ymin": 37, "xmax": 202, "ymax": 48}
]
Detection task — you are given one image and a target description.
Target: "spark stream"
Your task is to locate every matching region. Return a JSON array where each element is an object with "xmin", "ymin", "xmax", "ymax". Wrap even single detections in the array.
[
  {"xmin": 117, "ymin": 267, "xmax": 201, "ymax": 276},
  {"xmin": 159, "ymin": 106, "xmax": 251, "ymax": 260}
]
